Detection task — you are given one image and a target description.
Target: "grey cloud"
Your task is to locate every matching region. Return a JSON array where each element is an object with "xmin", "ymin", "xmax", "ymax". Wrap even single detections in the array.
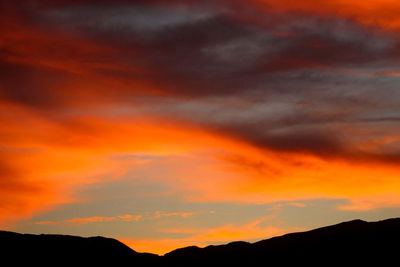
[
  {"xmin": 42, "ymin": 4, "xmax": 216, "ymax": 33},
  {"xmin": 2, "ymin": 0, "xmax": 400, "ymax": 163}
]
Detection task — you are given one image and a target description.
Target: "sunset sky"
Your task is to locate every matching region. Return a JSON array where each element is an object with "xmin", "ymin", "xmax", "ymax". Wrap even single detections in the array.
[{"xmin": 1, "ymin": 0, "xmax": 400, "ymax": 255}]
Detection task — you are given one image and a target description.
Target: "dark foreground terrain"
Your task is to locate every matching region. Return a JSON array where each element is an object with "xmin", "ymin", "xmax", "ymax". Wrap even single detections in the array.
[{"xmin": 1, "ymin": 218, "xmax": 399, "ymax": 266}]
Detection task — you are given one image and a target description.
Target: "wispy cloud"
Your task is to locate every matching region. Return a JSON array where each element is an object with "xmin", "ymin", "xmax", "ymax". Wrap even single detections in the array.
[
  {"xmin": 117, "ymin": 214, "xmax": 143, "ymax": 222},
  {"xmin": 35, "ymin": 211, "xmax": 198, "ymax": 226},
  {"xmin": 153, "ymin": 211, "xmax": 195, "ymax": 219},
  {"xmin": 337, "ymin": 194, "xmax": 400, "ymax": 211}
]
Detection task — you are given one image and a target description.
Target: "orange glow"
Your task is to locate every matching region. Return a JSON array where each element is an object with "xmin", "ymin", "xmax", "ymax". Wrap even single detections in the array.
[
  {"xmin": 1, "ymin": 101, "xmax": 400, "ymax": 227},
  {"xmin": 120, "ymin": 217, "xmax": 301, "ymax": 255},
  {"xmin": 201, "ymin": 151, "xmax": 400, "ymax": 208},
  {"xmin": 251, "ymin": 0, "xmax": 400, "ymax": 30}
]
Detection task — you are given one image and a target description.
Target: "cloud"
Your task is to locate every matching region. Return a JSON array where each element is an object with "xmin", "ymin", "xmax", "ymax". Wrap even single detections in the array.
[
  {"xmin": 3, "ymin": 0, "xmax": 399, "ymax": 103},
  {"xmin": 1, "ymin": 100, "xmax": 399, "ymax": 227},
  {"xmin": 6, "ymin": 0, "xmax": 395, "ymax": 163},
  {"xmin": 36, "ymin": 216, "xmax": 117, "ymax": 225},
  {"xmin": 337, "ymin": 194, "xmax": 400, "ymax": 211},
  {"xmin": 268, "ymin": 202, "xmax": 307, "ymax": 211},
  {"xmin": 0, "ymin": 147, "xmax": 74, "ymax": 228},
  {"xmin": 35, "ymin": 211, "xmax": 196, "ymax": 226},
  {"xmin": 249, "ymin": 0, "xmax": 400, "ymax": 30},
  {"xmin": 0, "ymin": 103, "xmax": 221, "ymax": 226},
  {"xmin": 67, "ymin": 216, "xmax": 116, "ymax": 224},
  {"xmin": 288, "ymin": 202, "xmax": 307, "ymax": 208},
  {"xmin": 153, "ymin": 211, "xmax": 195, "ymax": 219},
  {"xmin": 118, "ymin": 214, "xmax": 143, "ymax": 222}
]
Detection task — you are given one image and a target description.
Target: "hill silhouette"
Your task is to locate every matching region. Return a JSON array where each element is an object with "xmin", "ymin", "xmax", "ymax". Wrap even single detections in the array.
[
  {"xmin": 0, "ymin": 230, "xmax": 160, "ymax": 265},
  {"xmin": 1, "ymin": 218, "xmax": 399, "ymax": 265}
]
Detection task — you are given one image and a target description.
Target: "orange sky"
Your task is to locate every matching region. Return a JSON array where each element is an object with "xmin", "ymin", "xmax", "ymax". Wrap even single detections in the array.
[
  {"xmin": 254, "ymin": 0, "xmax": 400, "ymax": 28},
  {"xmin": 1, "ymin": 0, "xmax": 400, "ymax": 254}
]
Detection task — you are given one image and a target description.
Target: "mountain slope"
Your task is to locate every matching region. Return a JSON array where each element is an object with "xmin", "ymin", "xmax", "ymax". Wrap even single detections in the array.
[
  {"xmin": 164, "ymin": 218, "xmax": 400, "ymax": 265},
  {"xmin": 0, "ymin": 230, "xmax": 159, "ymax": 265},
  {"xmin": 1, "ymin": 218, "xmax": 399, "ymax": 266}
]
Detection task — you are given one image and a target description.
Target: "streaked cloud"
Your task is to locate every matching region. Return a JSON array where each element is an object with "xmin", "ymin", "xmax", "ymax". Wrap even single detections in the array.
[{"xmin": 35, "ymin": 211, "xmax": 196, "ymax": 226}]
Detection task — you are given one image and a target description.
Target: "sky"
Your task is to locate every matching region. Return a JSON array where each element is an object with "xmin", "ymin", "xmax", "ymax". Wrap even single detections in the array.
[{"xmin": 1, "ymin": 0, "xmax": 400, "ymax": 255}]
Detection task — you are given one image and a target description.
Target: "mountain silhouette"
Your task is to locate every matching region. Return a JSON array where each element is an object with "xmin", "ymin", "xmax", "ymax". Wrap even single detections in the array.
[
  {"xmin": 1, "ymin": 218, "xmax": 399, "ymax": 266},
  {"xmin": 0, "ymin": 230, "xmax": 160, "ymax": 265},
  {"xmin": 165, "ymin": 218, "xmax": 400, "ymax": 265}
]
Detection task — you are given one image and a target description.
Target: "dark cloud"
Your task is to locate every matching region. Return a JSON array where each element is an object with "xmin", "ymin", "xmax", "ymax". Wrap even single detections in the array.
[
  {"xmin": 3, "ymin": 1, "xmax": 399, "ymax": 95},
  {"xmin": 0, "ymin": 61, "xmax": 68, "ymax": 107},
  {"xmin": 1, "ymin": 0, "xmax": 400, "ymax": 162},
  {"xmin": 8, "ymin": 0, "xmax": 396, "ymax": 96},
  {"xmin": 234, "ymin": 127, "xmax": 344, "ymax": 156}
]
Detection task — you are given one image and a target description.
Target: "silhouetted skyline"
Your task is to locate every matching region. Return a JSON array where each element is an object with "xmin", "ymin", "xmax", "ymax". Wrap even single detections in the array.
[{"xmin": 2, "ymin": 218, "xmax": 399, "ymax": 264}]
